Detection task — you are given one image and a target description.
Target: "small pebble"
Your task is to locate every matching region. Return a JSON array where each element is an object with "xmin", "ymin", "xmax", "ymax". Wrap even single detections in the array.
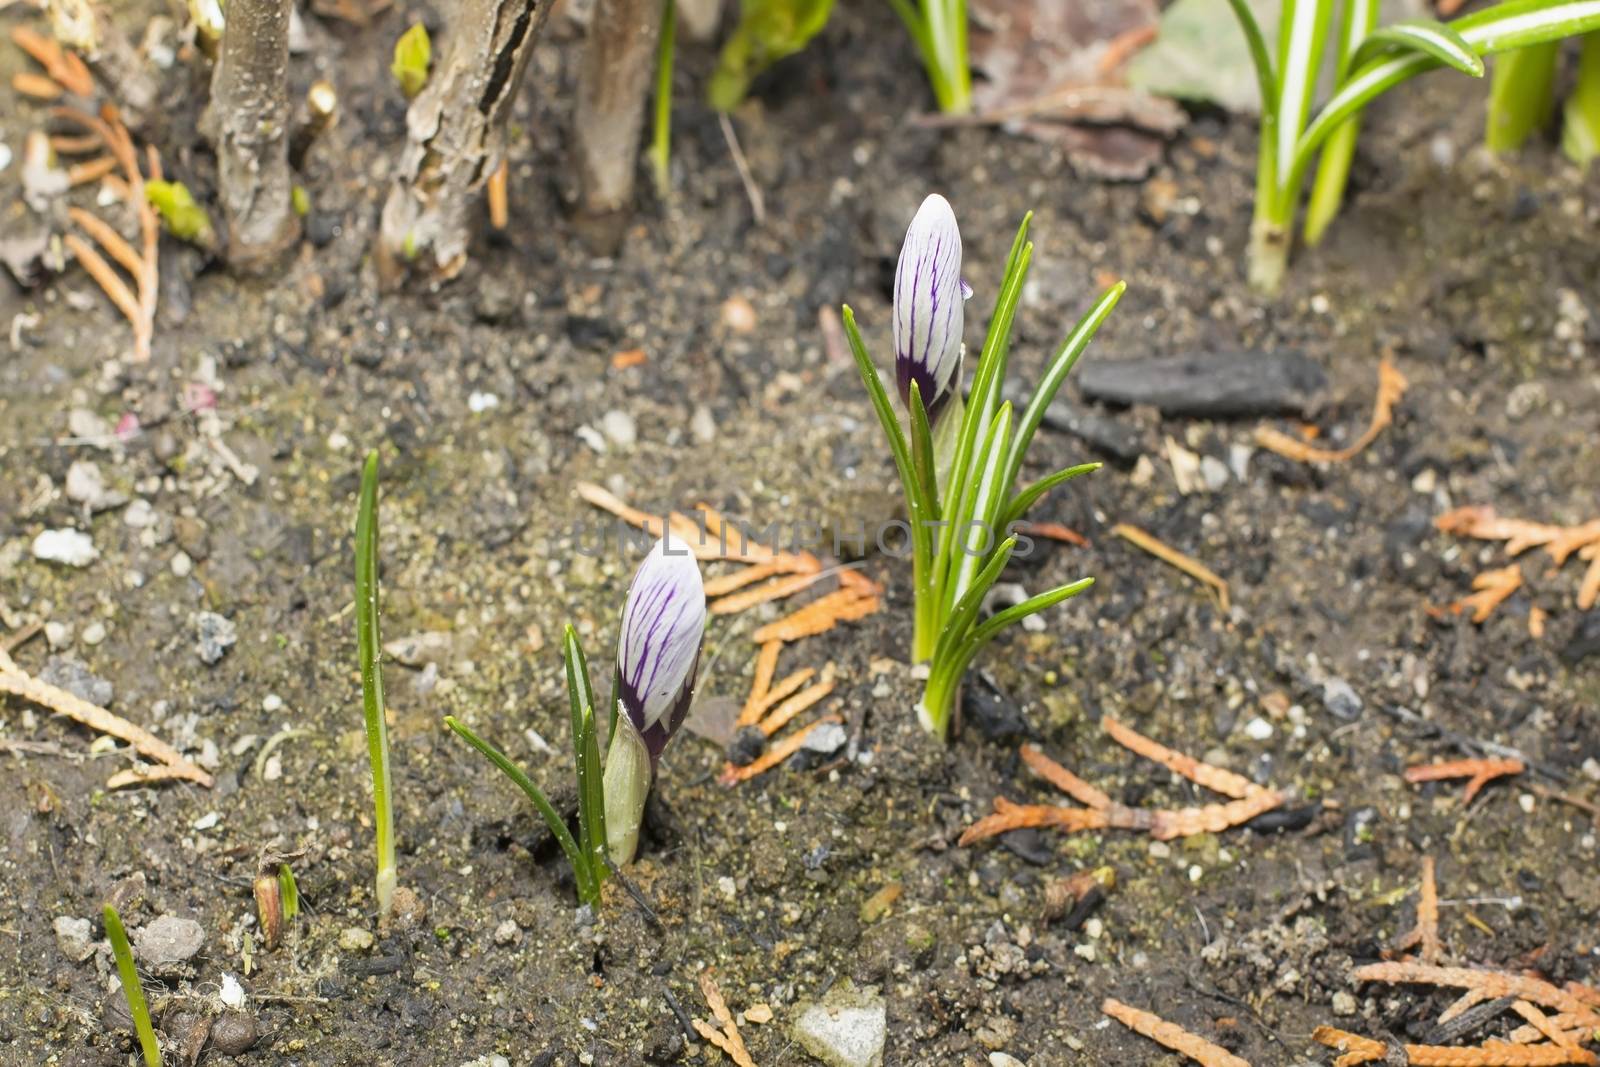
[
  {"xmin": 53, "ymin": 916, "xmax": 95, "ymax": 962},
  {"xmin": 339, "ymin": 927, "xmax": 375, "ymax": 952},
  {"xmin": 690, "ymin": 404, "xmax": 716, "ymax": 443},
  {"xmin": 600, "ymin": 409, "xmax": 636, "ymax": 449},
  {"xmin": 1243, "ymin": 716, "xmax": 1274, "ymax": 741},
  {"xmin": 194, "ymin": 611, "xmax": 237, "ymax": 665},
  {"xmin": 32, "ymin": 528, "xmax": 98, "ymax": 567},
  {"xmin": 136, "ymin": 915, "xmax": 205, "ymax": 966},
  {"xmin": 171, "ymin": 551, "xmax": 193, "ymax": 577},
  {"xmin": 209, "ymin": 1012, "xmax": 258, "ymax": 1055},
  {"xmin": 81, "ymin": 621, "xmax": 107, "ymax": 646},
  {"xmin": 493, "ymin": 919, "xmax": 521, "ymax": 946}
]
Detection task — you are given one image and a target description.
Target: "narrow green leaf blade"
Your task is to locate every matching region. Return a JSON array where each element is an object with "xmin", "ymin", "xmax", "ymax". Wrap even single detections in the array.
[
  {"xmin": 1274, "ymin": 0, "xmax": 1336, "ymax": 180},
  {"xmin": 1221, "ymin": 0, "xmax": 1281, "ymax": 118},
  {"xmin": 104, "ymin": 905, "xmax": 162, "ymax": 1067},
  {"xmin": 942, "ymin": 403, "xmax": 1012, "ymax": 615},
  {"xmin": 932, "ymin": 536, "xmax": 1017, "ymax": 667},
  {"xmin": 907, "ymin": 380, "xmax": 942, "ymax": 520},
  {"xmin": 444, "ymin": 716, "xmax": 593, "ymax": 899},
  {"xmin": 355, "ymin": 450, "xmax": 395, "ymax": 914},
  {"xmin": 964, "ymin": 576, "xmax": 1096, "ymax": 655},
  {"xmin": 1002, "ymin": 462, "xmax": 1101, "ymax": 530},
  {"xmin": 1352, "ymin": 19, "xmax": 1485, "ymax": 76}
]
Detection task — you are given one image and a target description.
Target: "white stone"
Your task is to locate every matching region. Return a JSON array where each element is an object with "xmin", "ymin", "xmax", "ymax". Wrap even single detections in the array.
[
  {"xmin": 1243, "ymin": 716, "xmax": 1274, "ymax": 741},
  {"xmin": 467, "ymin": 391, "xmax": 499, "ymax": 413},
  {"xmin": 53, "ymin": 916, "xmax": 95, "ymax": 962},
  {"xmin": 219, "ymin": 973, "xmax": 246, "ymax": 1009},
  {"xmin": 81, "ymin": 621, "xmax": 107, "ymax": 646},
  {"xmin": 791, "ymin": 981, "xmax": 886, "ymax": 1067},
  {"xmin": 339, "ymin": 927, "xmax": 374, "ymax": 952},
  {"xmin": 32, "ymin": 528, "xmax": 98, "ymax": 567},
  {"xmin": 600, "ymin": 409, "xmax": 636, "ymax": 449}
]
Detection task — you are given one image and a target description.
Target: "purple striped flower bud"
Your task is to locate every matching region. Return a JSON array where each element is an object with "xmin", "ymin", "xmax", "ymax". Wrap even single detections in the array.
[
  {"xmin": 614, "ymin": 535, "xmax": 706, "ymax": 763},
  {"xmin": 894, "ymin": 194, "xmax": 972, "ymax": 424}
]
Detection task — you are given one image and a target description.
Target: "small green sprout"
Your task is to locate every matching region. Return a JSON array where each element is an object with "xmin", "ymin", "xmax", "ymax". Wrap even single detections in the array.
[
  {"xmin": 391, "ymin": 23, "xmax": 432, "ymax": 100},
  {"xmin": 1223, "ymin": 0, "xmax": 1600, "ymax": 292},
  {"xmin": 1564, "ymin": 34, "xmax": 1600, "ymax": 166},
  {"xmin": 709, "ymin": 0, "xmax": 835, "ymax": 111},
  {"xmin": 144, "ymin": 180, "xmax": 215, "ymax": 248},
  {"xmin": 278, "ymin": 862, "xmax": 299, "ymax": 921},
  {"xmin": 104, "ymin": 904, "xmax": 162, "ymax": 1067},
  {"xmin": 844, "ymin": 196, "xmax": 1114, "ymax": 739},
  {"xmin": 355, "ymin": 450, "xmax": 397, "ymax": 919},
  {"xmin": 650, "ymin": 0, "xmax": 677, "ymax": 198},
  {"xmin": 187, "ymin": 0, "xmax": 224, "ymax": 49},
  {"xmin": 291, "ymin": 185, "xmax": 310, "ymax": 217},
  {"xmin": 888, "ymin": 0, "xmax": 971, "ymax": 113},
  {"xmin": 1486, "ymin": 41, "xmax": 1558, "ymax": 153}
]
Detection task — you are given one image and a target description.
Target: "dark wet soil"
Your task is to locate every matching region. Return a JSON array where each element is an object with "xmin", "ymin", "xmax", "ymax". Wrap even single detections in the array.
[{"xmin": 2, "ymin": 2, "xmax": 1598, "ymax": 1065}]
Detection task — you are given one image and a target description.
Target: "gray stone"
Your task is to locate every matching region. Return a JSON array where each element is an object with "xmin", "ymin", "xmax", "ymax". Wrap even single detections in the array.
[
  {"xmin": 791, "ymin": 980, "xmax": 886, "ymax": 1067},
  {"xmin": 54, "ymin": 916, "xmax": 95, "ymax": 962},
  {"xmin": 194, "ymin": 611, "xmax": 237, "ymax": 665},
  {"xmin": 135, "ymin": 915, "xmax": 204, "ymax": 966},
  {"xmin": 1321, "ymin": 678, "xmax": 1363, "ymax": 720},
  {"xmin": 39, "ymin": 656, "xmax": 114, "ymax": 707}
]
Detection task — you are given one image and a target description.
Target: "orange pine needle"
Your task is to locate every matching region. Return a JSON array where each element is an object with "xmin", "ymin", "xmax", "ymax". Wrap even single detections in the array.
[
  {"xmin": 610, "ymin": 348, "xmax": 648, "ymax": 370},
  {"xmin": 1020, "ymin": 744, "xmax": 1113, "ymax": 809},
  {"xmin": 1103, "ymin": 717, "xmax": 1265, "ymax": 800},
  {"xmin": 738, "ymin": 668, "xmax": 815, "ymax": 728},
  {"xmin": 694, "ymin": 971, "xmax": 755, "ymax": 1067},
  {"xmin": 1101, "ymin": 998, "xmax": 1251, "ymax": 1067},
  {"xmin": 13, "ymin": 70, "xmax": 63, "ymax": 99},
  {"xmin": 1405, "ymin": 758, "xmax": 1525, "ymax": 804},
  {"xmin": 1256, "ymin": 357, "xmax": 1408, "ymax": 464},
  {"xmin": 741, "ymin": 640, "xmax": 781, "ymax": 720},
  {"xmin": 719, "ymin": 716, "xmax": 841, "ymax": 785},
  {"xmin": 50, "ymin": 132, "xmax": 103, "ymax": 154},
  {"xmin": 63, "ymin": 234, "xmax": 142, "ymax": 327},
  {"xmin": 1579, "ymin": 545, "xmax": 1600, "ymax": 611},
  {"xmin": 959, "ymin": 797, "xmax": 1110, "ymax": 844},
  {"xmin": 67, "ymin": 154, "xmax": 117, "ymax": 186},
  {"xmin": 487, "ymin": 159, "xmax": 508, "ymax": 229},
  {"xmin": 1112, "ymin": 523, "xmax": 1230, "ymax": 612},
  {"xmin": 1096, "ymin": 24, "xmax": 1158, "ymax": 75},
  {"xmin": 758, "ymin": 679, "xmax": 835, "ymax": 737},
  {"xmin": 1014, "ymin": 519, "xmax": 1090, "ymax": 548},
  {"xmin": 1511, "ymin": 1002, "xmax": 1580, "ymax": 1050},
  {"xmin": 750, "ymin": 588, "xmax": 879, "ymax": 643},
  {"xmin": 1315, "ymin": 1026, "xmax": 1595, "ymax": 1066},
  {"xmin": 1393, "ymin": 856, "xmax": 1442, "ymax": 963},
  {"xmin": 1353, "ymin": 962, "xmax": 1597, "ymax": 1018},
  {"xmin": 10, "ymin": 26, "xmax": 94, "ymax": 96},
  {"xmin": 710, "ymin": 571, "xmax": 829, "ymax": 615},
  {"xmin": 705, "ymin": 559, "xmax": 787, "ymax": 599},
  {"xmin": 1528, "ymin": 605, "xmax": 1548, "ymax": 639}
]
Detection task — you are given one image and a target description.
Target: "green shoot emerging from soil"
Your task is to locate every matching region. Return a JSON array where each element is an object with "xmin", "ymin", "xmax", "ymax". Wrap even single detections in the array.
[
  {"xmin": 888, "ymin": 0, "xmax": 971, "ymax": 112},
  {"xmin": 844, "ymin": 195, "xmax": 1118, "ymax": 739},
  {"xmin": 650, "ymin": 0, "xmax": 677, "ymax": 198},
  {"xmin": 1565, "ymin": 34, "xmax": 1600, "ymax": 165},
  {"xmin": 279, "ymin": 862, "xmax": 300, "ymax": 921},
  {"xmin": 1486, "ymin": 41, "xmax": 1558, "ymax": 153},
  {"xmin": 709, "ymin": 0, "xmax": 836, "ymax": 111},
  {"xmin": 1226, "ymin": 0, "xmax": 1600, "ymax": 293},
  {"xmin": 355, "ymin": 450, "xmax": 396, "ymax": 919},
  {"xmin": 391, "ymin": 23, "xmax": 431, "ymax": 100},
  {"xmin": 104, "ymin": 904, "xmax": 162, "ymax": 1067},
  {"xmin": 446, "ymin": 538, "xmax": 705, "ymax": 905}
]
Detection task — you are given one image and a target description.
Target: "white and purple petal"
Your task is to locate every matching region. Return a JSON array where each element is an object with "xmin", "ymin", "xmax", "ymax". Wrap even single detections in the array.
[
  {"xmin": 615, "ymin": 535, "xmax": 706, "ymax": 761},
  {"xmin": 893, "ymin": 194, "xmax": 967, "ymax": 424}
]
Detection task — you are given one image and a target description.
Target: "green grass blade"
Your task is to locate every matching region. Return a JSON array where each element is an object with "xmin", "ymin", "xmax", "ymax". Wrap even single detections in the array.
[
  {"xmin": 1275, "ymin": 0, "xmax": 1336, "ymax": 183},
  {"xmin": 563, "ymin": 626, "xmax": 605, "ymax": 885},
  {"xmin": 1486, "ymin": 41, "xmax": 1558, "ymax": 151},
  {"xmin": 1303, "ymin": 112, "xmax": 1362, "ymax": 246},
  {"xmin": 354, "ymin": 450, "xmax": 396, "ymax": 916},
  {"xmin": 1001, "ymin": 462, "xmax": 1100, "ymax": 530},
  {"xmin": 1563, "ymin": 32, "xmax": 1600, "ymax": 165},
  {"xmin": 1001, "ymin": 282, "xmax": 1124, "ymax": 500},
  {"xmin": 931, "ymin": 536, "xmax": 1016, "ymax": 666},
  {"xmin": 1353, "ymin": 19, "xmax": 1485, "ymax": 75},
  {"xmin": 650, "ymin": 0, "xmax": 676, "ymax": 199},
  {"xmin": 942, "ymin": 403, "xmax": 1012, "ymax": 615},
  {"xmin": 1222, "ymin": 0, "xmax": 1281, "ymax": 118},
  {"xmin": 578, "ymin": 701, "xmax": 608, "ymax": 881},
  {"xmin": 444, "ymin": 716, "xmax": 594, "ymax": 902},
  {"xmin": 907, "ymin": 380, "xmax": 942, "ymax": 520},
  {"xmin": 104, "ymin": 905, "xmax": 162, "ymax": 1067},
  {"xmin": 959, "ymin": 576, "xmax": 1095, "ymax": 660}
]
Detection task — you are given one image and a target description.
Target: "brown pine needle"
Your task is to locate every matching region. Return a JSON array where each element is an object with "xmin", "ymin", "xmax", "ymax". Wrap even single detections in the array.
[
  {"xmin": 1434, "ymin": 565, "xmax": 1524, "ymax": 624},
  {"xmin": 1354, "ymin": 962, "xmax": 1597, "ymax": 1018},
  {"xmin": 960, "ymin": 797, "xmax": 1111, "ymax": 843},
  {"xmin": 1112, "ymin": 523, "xmax": 1230, "ymax": 612},
  {"xmin": 1103, "ymin": 717, "xmax": 1264, "ymax": 799},
  {"xmin": 694, "ymin": 971, "xmax": 755, "ymax": 1067},
  {"xmin": 1529, "ymin": 605, "xmax": 1548, "ymax": 639},
  {"xmin": 758, "ymin": 679, "xmax": 835, "ymax": 737},
  {"xmin": 14, "ymin": 70, "xmax": 63, "ymax": 99},
  {"xmin": 10, "ymin": 26, "xmax": 94, "ymax": 96},
  {"xmin": 1314, "ymin": 1026, "xmax": 1595, "ymax": 1066},
  {"xmin": 63, "ymin": 234, "xmax": 142, "ymax": 328},
  {"xmin": 741, "ymin": 639, "xmax": 782, "ymax": 720},
  {"xmin": 1101, "ymin": 998, "xmax": 1251, "ymax": 1067},
  {"xmin": 719, "ymin": 716, "xmax": 841, "ymax": 785},
  {"xmin": 67, "ymin": 155, "xmax": 118, "ymax": 185},
  {"xmin": 0, "ymin": 647, "xmax": 212, "ymax": 789},
  {"xmin": 750, "ymin": 589, "xmax": 880, "ymax": 643},
  {"xmin": 1014, "ymin": 519, "xmax": 1090, "ymax": 547},
  {"xmin": 1436, "ymin": 508, "xmax": 1600, "ymax": 565},
  {"xmin": 68, "ymin": 206, "xmax": 143, "ymax": 276},
  {"xmin": 50, "ymin": 132, "xmax": 103, "ymax": 154},
  {"xmin": 1512, "ymin": 1002, "xmax": 1580, "ymax": 1050},
  {"xmin": 710, "ymin": 571, "xmax": 829, "ymax": 615},
  {"xmin": 1579, "ymin": 545, "xmax": 1600, "ymax": 611},
  {"xmin": 1510, "ymin": 1014, "xmax": 1600, "ymax": 1045},
  {"xmin": 1405, "ymin": 758, "xmax": 1525, "ymax": 804},
  {"xmin": 705, "ymin": 559, "xmax": 788, "ymax": 598},
  {"xmin": 487, "ymin": 159, "xmax": 508, "ymax": 229},
  {"xmin": 1256, "ymin": 357, "xmax": 1408, "ymax": 464},
  {"xmin": 1393, "ymin": 856, "xmax": 1443, "ymax": 963},
  {"xmin": 738, "ymin": 668, "xmax": 815, "ymax": 728},
  {"xmin": 1020, "ymin": 744, "xmax": 1113, "ymax": 809}
]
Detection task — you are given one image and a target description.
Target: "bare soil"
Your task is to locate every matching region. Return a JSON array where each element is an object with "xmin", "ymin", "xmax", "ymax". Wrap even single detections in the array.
[{"xmin": 2, "ymin": 3, "xmax": 1598, "ymax": 1065}]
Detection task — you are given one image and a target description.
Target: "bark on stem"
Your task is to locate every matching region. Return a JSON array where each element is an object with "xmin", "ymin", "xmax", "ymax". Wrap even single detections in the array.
[
  {"xmin": 210, "ymin": 0, "xmax": 300, "ymax": 270},
  {"xmin": 573, "ymin": 0, "xmax": 664, "ymax": 251},
  {"xmin": 377, "ymin": 0, "xmax": 552, "ymax": 288}
]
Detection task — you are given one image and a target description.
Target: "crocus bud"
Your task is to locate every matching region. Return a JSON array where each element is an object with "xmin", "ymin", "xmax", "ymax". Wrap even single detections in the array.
[
  {"xmin": 603, "ymin": 534, "xmax": 706, "ymax": 863},
  {"xmin": 894, "ymin": 193, "xmax": 972, "ymax": 425}
]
